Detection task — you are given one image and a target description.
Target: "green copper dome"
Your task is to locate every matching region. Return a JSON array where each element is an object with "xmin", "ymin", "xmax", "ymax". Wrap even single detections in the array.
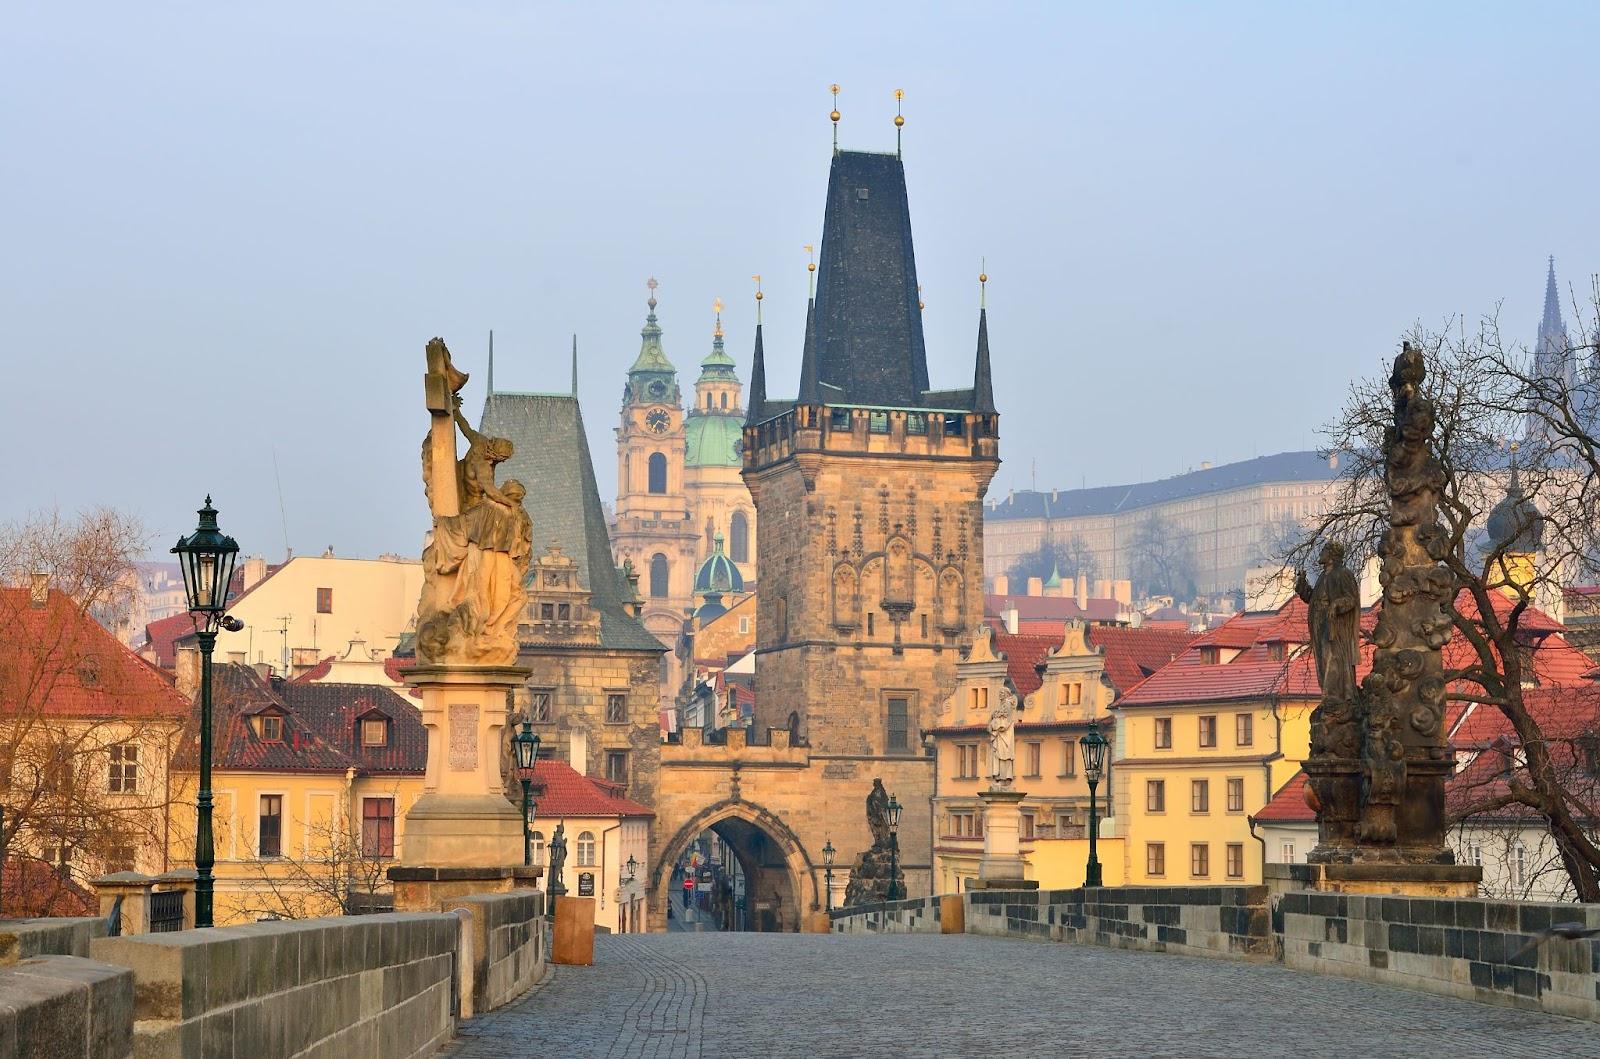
[
  {"xmin": 694, "ymin": 535, "xmax": 745, "ymax": 595},
  {"xmin": 684, "ymin": 414, "xmax": 744, "ymax": 467}
]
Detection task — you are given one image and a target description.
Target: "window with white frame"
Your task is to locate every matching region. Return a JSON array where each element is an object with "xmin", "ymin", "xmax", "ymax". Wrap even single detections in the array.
[{"xmin": 577, "ymin": 831, "xmax": 596, "ymax": 866}]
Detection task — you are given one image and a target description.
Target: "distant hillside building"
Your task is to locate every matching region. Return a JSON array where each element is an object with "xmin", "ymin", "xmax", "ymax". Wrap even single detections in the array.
[{"xmin": 984, "ymin": 451, "xmax": 1343, "ymax": 597}]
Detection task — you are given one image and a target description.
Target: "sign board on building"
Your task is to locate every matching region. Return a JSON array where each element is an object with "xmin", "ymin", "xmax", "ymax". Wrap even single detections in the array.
[{"xmin": 578, "ymin": 872, "xmax": 595, "ymax": 897}]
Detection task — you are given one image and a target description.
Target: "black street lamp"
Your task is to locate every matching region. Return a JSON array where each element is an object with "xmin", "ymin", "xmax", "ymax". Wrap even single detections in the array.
[
  {"xmin": 822, "ymin": 839, "xmax": 836, "ymax": 912},
  {"xmin": 512, "ymin": 720, "xmax": 540, "ymax": 867},
  {"xmin": 172, "ymin": 497, "xmax": 241, "ymax": 929},
  {"xmin": 625, "ymin": 855, "xmax": 638, "ymax": 885},
  {"xmin": 885, "ymin": 795, "xmax": 903, "ymax": 901},
  {"xmin": 1080, "ymin": 722, "xmax": 1110, "ymax": 888}
]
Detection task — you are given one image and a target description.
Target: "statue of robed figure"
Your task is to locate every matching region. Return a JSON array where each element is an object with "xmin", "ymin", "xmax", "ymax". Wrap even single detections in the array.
[{"xmin": 416, "ymin": 338, "xmax": 532, "ymax": 666}]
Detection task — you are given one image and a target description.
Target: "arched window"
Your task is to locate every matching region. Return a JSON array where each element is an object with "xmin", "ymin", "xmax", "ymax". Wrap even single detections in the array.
[
  {"xmin": 720, "ymin": 392, "xmax": 728, "ymax": 409},
  {"xmin": 787, "ymin": 711, "xmax": 802, "ymax": 745},
  {"xmin": 577, "ymin": 831, "xmax": 596, "ymax": 866},
  {"xmin": 648, "ymin": 452, "xmax": 667, "ymax": 494},
  {"xmin": 705, "ymin": 518, "xmax": 715, "ymax": 550},
  {"xmin": 730, "ymin": 511, "xmax": 750, "ymax": 563},
  {"xmin": 531, "ymin": 830, "xmax": 545, "ymax": 867},
  {"xmin": 650, "ymin": 554, "xmax": 669, "ymax": 598}
]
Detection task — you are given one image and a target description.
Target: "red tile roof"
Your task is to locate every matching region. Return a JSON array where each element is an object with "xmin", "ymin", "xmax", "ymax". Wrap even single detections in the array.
[
  {"xmin": 1087, "ymin": 625, "xmax": 1202, "ymax": 695},
  {"xmin": 2, "ymin": 589, "xmax": 189, "ymax": 720},
  {"xmin": 0, "ymin": 858, "xmax": 96, "ymax": 918},
  {"xmin": 1253, "ymin": 773, "xmax": 1315, "ymax": 824},
  {"xmin": 188, "ymin": 664, "xmax": 426, "ymax": 774},
  {"xmin": 530, "ymin": 758, "xmax": 653, "ymax": 818},
  {"xmin": 989, "ymin": 630, "xmax": 1060, "ymax": 696},
  {"xmin": 140, "ymin": 611, "xmax": 198, "ymax": 670}
]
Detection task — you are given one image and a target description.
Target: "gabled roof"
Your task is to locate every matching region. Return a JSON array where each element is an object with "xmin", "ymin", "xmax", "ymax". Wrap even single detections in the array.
[
  {"xmin": 530, "ymin": 758, "xmax": 653, "ymax": 819},
  {"xmin": 139, "ymin": 611, "xmax": 199, "ymax": 670},
  {"xmin": 1254, "ymin": 773, "xmax": 1315, "ymax": 824},
  {"xmin": 193, "ymin": 664, "xmax": 426, "ymax": 774},
  {"xmin": 2, "ymin": 588, "xmax": 188, "ymax": 720},
  {"xmin": 481, "ymin": 392, "xmax": 664, "ymax": 654},
  {"xmin": 1086, "ymin": 626, "xmax": 1202, "ymax": 695}
]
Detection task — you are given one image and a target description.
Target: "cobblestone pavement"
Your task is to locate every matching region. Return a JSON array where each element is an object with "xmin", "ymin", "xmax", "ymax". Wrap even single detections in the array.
[{"xmin": 443, "ymin": 933, "xmax": 1600, "ymax": 1058}]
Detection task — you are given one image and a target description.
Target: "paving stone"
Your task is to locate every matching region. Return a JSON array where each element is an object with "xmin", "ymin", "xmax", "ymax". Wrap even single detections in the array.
[{"xmin": 440, "ymin": 932, "xmax": 1600, "ymax": 1058}]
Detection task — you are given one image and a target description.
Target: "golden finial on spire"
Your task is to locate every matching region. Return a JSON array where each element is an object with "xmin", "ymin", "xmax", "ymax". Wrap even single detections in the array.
[
  {"xmin": 646, "ymin": 276, "xmax": 659, "ymax": 311},
  {"xmin": 713, "ymin": 297, "xmax": 724, "ymax": 338},
  {"xmin": 830, "ymin": 84, "xmax": 840, "ymax": 151},
  {"xmin": 979, "ymin": 258, "xmax": 988, "ymax": 309},
  {"xmin": 804, "ymin": 244, "xmax": 816, "ymax": 298},
  {"xmin": 894, "ymin": 88, "xmax": 905, "ymax": 157},
  {"xmin": 752, "ymin": 274, "xmax": 763, "ymax": 323},
  {"xmin": 918, "ymin": 284, "xmax": 925, "ymax": 312}
]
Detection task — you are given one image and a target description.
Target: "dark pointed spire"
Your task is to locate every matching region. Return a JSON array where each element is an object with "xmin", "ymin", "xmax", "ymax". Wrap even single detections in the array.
[
  {"xmin": 571, "ymin": 334, "xmax": 578, "ymax": 396},
  {"xmin": 972, "ymin": 306, "xmax": 995, "ymax": 414},
  {"xmin": 798, "ymin": 297, "xmax": 820, "ymax": 404},
  {"xmin": 746, "ymin": 321, "xmax": 767, "ymax": 426},
  {"xmin": 1536, "ymin": 255, "xmax": 1572, "ymax": 383},
  {"xmin": 1541, "ymin": 256, "xmax": 1563, "ymax": 337}
]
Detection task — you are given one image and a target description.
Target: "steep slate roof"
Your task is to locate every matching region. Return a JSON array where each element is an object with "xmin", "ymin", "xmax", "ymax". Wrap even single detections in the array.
[
  {"xmin": 987, "ymin": 451, "xmax": 1342, "ymax": 521},
  {"xmin": 531, "ymin": 758, "xmax": 653, "ymax": 818},
  {"xmin": 195, "ymin": 664, "xmax": 426, "ymax": 774},
  {"xmin": 810, "ymin": 151, "xmax": 930, "ymax": 408},
  {"xmin": 2, "ymin": 588, "xmax": 188, "ymax": 720},
  {"xmin": 481, "ymin": 392, "xmax": 665, "ymax": 653}
]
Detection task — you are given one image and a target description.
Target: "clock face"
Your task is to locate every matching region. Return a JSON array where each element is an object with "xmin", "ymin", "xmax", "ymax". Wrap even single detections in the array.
[
  {"xmin": 648, "ymin": 380, "xmax": 668, "ymax": 399},
  {"xmin": 645, "ymin": 408, "xmax": 671, "ymax": 434}
]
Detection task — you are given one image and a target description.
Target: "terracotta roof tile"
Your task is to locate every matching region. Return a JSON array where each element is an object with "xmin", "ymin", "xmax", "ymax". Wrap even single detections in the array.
[
  {"xmin": 1087, "ymin": 625, "xmax": 1202, "ymax": 695},
  {"xmin": 1254, "ymin": 773, "xmax": 1315, "ymax": 824},
  {"xmin": 2, "ymin": 589, "xmax": 190, "ymax": 720},
  {"xmin": 989, "ymin": 630, "xmax": 1059, "ymax": 696},
  {"xmin": 530, "ymin": 758, "xmax": 653, "ymax": 818}
]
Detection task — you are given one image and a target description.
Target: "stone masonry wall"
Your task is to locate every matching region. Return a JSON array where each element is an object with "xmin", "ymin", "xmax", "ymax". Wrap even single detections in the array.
[
  {"xmin": 89, "ymin": 913, "xmax": 463, "ymax": 1058},
  {"xmin": 0, "ymin": 954, "xmax": 133, "ymax": 1059},
  {"xmin": 452, "ymin": 890, "xmax": 546, "ymax": 1015},
  {"xmin": 0, "ymin": 917, "xmax": 107, "ymax": 963},
  {"xmin": 1278, "ymin": 890, "xmax": 1600, "ymax": 1022},
  {"xmin": 831, "ymin": 887, "xmax": 1600, "ymax": 1024}
]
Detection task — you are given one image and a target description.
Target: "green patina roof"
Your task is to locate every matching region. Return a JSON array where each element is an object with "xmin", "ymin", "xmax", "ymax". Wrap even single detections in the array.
[
  {"xmin": 684, "ymin": 413, "xmax": 744, "ymax": 467},
  {"xmin": 698, "ymin": 330, "xmax": 738, "ymax": 381},
  {"xmin": 1044, "ymin": 564, "xmax": 1063, "ymax": 589},
  {"xmin": 629, "ymin": 302, "xmax": 676, "ymax": 376}
]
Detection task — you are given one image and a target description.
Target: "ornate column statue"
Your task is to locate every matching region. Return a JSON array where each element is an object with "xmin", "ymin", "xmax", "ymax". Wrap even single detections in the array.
[{"xmin": 391, "ymin": 338, "xmax": 540, "ymax": 910}]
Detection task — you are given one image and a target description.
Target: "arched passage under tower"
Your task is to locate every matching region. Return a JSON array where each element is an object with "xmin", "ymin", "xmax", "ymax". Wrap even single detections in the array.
[{"xmin": 650, "ymin": 799, "xmax": 817, "ymax": 934}]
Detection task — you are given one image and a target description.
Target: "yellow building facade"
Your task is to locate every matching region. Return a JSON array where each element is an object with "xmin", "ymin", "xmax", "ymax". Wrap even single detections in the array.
[{"xmin": 1110, "ymin": 604, "xmax": 1315, "ymax": 887}]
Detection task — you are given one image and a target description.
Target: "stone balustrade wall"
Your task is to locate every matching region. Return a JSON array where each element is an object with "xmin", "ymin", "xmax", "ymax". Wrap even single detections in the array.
[
  {"xmin": 1278, "ymin": 890, "xmax": 1600, "ymax": 1022},
  {"xmin": 0, "ymin": 917, "xmax": 107, "ymax": 963},
  {"xmin": 0, "ymin": 889, "xmax": 547, "ymax": 1059},
  {"xmin": 0, "ymin": 955, "xmax": 133, "ymax": 1059},
  {"xmin": 832, "ymin": 887, "xmax": 1600, "ymax": 1024}
]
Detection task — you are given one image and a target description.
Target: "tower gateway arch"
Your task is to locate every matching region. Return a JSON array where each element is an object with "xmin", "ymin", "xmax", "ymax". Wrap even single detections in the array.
[{"xmin": 650, "ymin": 136, "xmax": 1000, "ymax": 931}]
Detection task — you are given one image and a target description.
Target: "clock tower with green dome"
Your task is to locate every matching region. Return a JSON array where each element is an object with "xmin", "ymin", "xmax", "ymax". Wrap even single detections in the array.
[
  {"xmin": 684, "ymin": 298, "xmax": 757, "ymax": 587},
  {"xmin": 613, "ymin": 278, "xmax": 699, "ymax": 688}
]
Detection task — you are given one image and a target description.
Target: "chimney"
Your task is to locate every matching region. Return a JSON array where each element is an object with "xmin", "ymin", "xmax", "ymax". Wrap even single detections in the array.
[
  {"xmin": 1113, "ymin": 580, "xmax": 1133, "ymax": 606},
  {"xmin": 1328, "ymin": 452, "xmax": 1339, "ymax": 471},
  {"xmin": 1003, "ymin": 605, "xmax": 1019, "ymax": 635},
  {"xmin": 1093, "ymin": 578, "xmax": 1111, "ymax": 600},
  {"xmin": 1076, "ymin": 574, "xmax": 1088, "ymax": 610},
  {"xmin": 241, "ymin": 556, "xmax": 268, "ymax": 591},
  {"xmin": 28, "ymin": 571, "xmax": 48, "ymax": 607},
  {"xmin": 570, "ymin": 728, "xmax": 588, "ymax": 775},
  {"xmin": 175, "ymin": 645, "xmax": 201, "ymax": 699},
  {"xmin": 1026, "ymin": 576, "xmax": 1043, "ymax": 597},
  {"xmin": 253, "ymin": 661, "xmax": 273, "ymax": 682},
  {"xmin": 992, "ymin": 573, "xmax": 1009, "ymax": 595}
]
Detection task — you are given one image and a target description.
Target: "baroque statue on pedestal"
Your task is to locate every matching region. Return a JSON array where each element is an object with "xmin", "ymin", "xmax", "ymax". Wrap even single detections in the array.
[
  {"xmin": 987, "ymin": 686, "xmax": 1017, "ymax": 787},
  {"xmin": 1296, "ymin": 542, "xmax": 1362, "ymax": 759},
  {"xmin": 416, "ymin": 338, "xmax": 532, "ymax": 667}
]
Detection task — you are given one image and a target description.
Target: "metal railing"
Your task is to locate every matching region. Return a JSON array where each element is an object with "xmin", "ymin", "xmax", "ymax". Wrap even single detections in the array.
[{"xmin": 149, "ymin": 890, "xmax": 185, "ymax": 932}]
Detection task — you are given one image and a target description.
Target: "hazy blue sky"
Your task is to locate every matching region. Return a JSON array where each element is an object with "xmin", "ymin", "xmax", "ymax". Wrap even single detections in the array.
[{"xmin": 6, "ymin": 2, "xmax": 1598, "ymax": 561}]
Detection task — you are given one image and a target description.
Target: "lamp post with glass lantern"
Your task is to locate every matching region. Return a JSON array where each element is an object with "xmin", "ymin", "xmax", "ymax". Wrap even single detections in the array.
[
  {"xmin": 1079, "ymin": 723, "xmax": 1109, "ymax": 888},
  {"xmin": 885, "ymin": 796, "xmax": 904, "ymax": 901},
  {"xmin": 512, "ymin": 721, "xmax": 540, "ymax": 867},
  {"xmin": 822, "ymin": 839, "xmax": 836, "ymax": 911},
  {"xmin": 171, "ymin": 497, "xmax": 242, "ymax": 929}
]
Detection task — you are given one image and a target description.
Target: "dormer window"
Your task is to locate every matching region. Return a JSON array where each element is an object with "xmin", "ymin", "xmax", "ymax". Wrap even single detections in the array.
[
  {"xmin": 260, "ymin": 715, "xmax": 284, "ymax": 742},
  {"xmin": 1198, "ymin": 646, "xmax": 1220, "ymax": 665},
  {"xmin": 361, "ymin": 717, "xmax": 389, "ymax": 748},
  {"xmin": 1267, "ymin": 642, "xmax": 1287, "ymax": 662}
]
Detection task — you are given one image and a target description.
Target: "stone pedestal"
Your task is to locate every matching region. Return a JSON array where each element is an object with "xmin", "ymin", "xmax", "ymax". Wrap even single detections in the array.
[
  {"xmin": 390, "ymin": 865, "xmax": 542, "ymax": 912},
  {"xmin": 389, "ymin": 663, "xmax": 530, "ymax": 909},
  {"xmin": 976, "ymin": 788, "xmax": 1037, "ymax": 889}
]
